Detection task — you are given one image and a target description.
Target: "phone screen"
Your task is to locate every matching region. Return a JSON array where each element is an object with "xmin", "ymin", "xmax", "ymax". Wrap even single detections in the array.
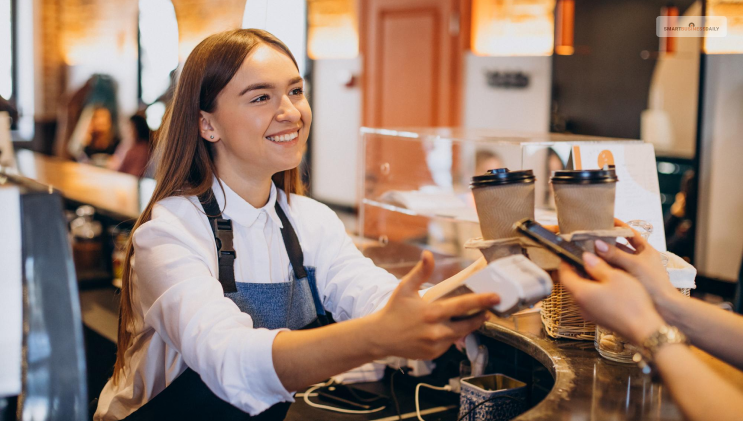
[{"xmin": 516, "ymin": 219, "xmax": 586, "ymax": 269}]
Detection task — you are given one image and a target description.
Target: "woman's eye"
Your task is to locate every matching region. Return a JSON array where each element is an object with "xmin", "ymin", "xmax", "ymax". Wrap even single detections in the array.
[
  {"xmin": 290, "ymin": 88, "xmax": 304, "ymax": 96},
  {"xmin": 251, "ymin": 94, "xmax": 270, "ymax": 103}
]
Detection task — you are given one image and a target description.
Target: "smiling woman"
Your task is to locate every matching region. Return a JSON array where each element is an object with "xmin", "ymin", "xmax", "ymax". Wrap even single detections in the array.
[
  {"xmin": 198, "ymin": 44, "xmax": 311, "ymax": 208},
  {"xmin": 93, "ymin": 29, "xmax": 498, "ymax": 421}
]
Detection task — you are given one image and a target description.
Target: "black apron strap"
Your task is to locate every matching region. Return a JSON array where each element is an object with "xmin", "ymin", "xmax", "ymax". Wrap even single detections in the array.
[
  {"xmin": 273, "ymin": 202, "xmax": 307, "ymax": 280},
  {"xmin": 199, "ymin": 189, "xmax": 328, "ymax": 326},
  {"xmin": 199, "ymin": 191, "xmax": 237, "ymax": 293},
  {"xmin": 274, "ymin": 202, "xmax": 329, "ymax": 326}
]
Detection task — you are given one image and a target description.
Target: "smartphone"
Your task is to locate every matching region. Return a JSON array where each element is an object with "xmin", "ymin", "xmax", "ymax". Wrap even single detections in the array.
[
  {"xmin": 514, "ymin": 218, "xmax": 587, "ymax": 271},
  {"xmin": 315, "ymin": 384, "xmax": 388, "ymax": 410}
]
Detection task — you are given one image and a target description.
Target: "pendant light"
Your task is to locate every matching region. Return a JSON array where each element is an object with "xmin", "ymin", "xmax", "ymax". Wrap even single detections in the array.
[
  {"xmin": 555, "ymin": 0, "xmax": 574, "ymax": 55},
  {"xmin": 660, "ymin": 4, "xmax": 679, "ymax": 55}
]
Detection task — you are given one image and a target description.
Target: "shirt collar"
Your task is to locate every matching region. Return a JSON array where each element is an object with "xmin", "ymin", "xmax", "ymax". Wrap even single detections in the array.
[{"xmin": 211, "ymin": 177, "xmax": 283, "ymax": 229}]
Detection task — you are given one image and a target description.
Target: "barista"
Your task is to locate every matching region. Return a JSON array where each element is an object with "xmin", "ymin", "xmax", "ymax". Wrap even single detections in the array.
[{"xmin": 93, "ymin": 29, "xmax": 499, "ymax": 421}]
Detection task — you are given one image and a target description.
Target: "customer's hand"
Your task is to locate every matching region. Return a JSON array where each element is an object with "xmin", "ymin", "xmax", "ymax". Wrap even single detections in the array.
[
  {"xmin": 593, "ymin": 219, "xmax": 678, "ymax": 306},
  {"xmin": 558, "ymin": 252, "xmax": 665, "ymax": 344},
  {"xmin": 371, "ymin": 251, "xmax": 500, "ymax": 360}
]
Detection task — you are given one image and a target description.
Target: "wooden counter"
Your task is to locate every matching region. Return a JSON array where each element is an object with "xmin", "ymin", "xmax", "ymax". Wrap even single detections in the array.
[
  {"xmin": 15, "ymin": 149, "xmax": 141, "ymax": 221},
  {"xmin": 476, "ymin": 312, "xmax": 682, "ymax": 420}
]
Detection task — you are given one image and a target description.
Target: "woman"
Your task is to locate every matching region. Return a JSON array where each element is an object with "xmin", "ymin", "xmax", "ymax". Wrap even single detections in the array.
[
  {"xmin": 82, "ymin": 106, "xmax": 119, "ymax": 158},
  {"xmin": 94, "ymin": 29, "xmax": 498, "ymax": 421}
]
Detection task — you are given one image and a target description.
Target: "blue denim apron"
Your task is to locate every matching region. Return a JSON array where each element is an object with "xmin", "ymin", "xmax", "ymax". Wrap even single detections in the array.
[{"xmin": 122, "ymin": 191, "xmax": 327, "ymax": 421}]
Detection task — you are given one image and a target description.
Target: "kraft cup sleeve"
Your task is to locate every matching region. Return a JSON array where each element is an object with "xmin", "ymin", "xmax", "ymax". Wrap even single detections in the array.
[
  {"xmin": 473, "ymin": 183, "xmax": 535, "ymax": 240},
  {"xmin": 553, "ymin": 183, "xmax": 616, "ymax": 234}
]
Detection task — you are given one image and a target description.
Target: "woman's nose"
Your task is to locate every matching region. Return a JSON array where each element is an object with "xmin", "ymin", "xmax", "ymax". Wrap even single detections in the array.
[{"xmin": 276, "ymin": 95, "xmax": 301, "ymax": 123}]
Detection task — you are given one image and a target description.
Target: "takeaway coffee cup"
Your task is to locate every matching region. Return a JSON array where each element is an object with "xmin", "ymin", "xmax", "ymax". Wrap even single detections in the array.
[
  {"xmin": 471, "ymin": 169, "xmax": 535, "ymax": 240},
  {"xmin": 550, "ymin": 168, "xmax": 619, "ymax": 234}
]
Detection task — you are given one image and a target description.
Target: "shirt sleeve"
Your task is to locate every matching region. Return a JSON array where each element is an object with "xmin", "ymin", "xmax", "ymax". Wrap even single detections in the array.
[
  {"xmin": 303, "ymin": 203, "xmax": 401, "ymax": 322},
  {"xmin": 132, "ymin": 202, "xmax": 294, "ymax": 415}
]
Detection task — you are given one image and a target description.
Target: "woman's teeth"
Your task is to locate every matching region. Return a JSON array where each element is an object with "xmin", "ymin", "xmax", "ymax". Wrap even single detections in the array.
[{"xmin": 266, "ymin": 131, "xmax": 298, "ymax": 143}]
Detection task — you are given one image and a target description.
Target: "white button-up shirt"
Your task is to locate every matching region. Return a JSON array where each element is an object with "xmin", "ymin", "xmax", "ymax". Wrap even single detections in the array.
[{"xmin": 94, "ymin": 179, "xmax": 400, "ymax": 420}]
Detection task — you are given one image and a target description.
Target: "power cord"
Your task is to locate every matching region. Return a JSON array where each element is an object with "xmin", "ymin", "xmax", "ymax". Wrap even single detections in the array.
[
  {"xmin": 302, "ymin": 379, "xmax": 387, "ymax": 415},
  {"xmin": 389, "ymin": 368, "xmax": 405, "ymax": 420},
  {"xmin": 415, "ymin": 383, "xmax": 453, "ymax": 421}
]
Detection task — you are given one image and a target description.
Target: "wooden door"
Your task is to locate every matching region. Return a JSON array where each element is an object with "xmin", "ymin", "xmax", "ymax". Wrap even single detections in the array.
[
  {"xmin": 362, "ymin": 0, "xmax": 462, "ymax": 127},
  {"xmin": 360, "ymin": 0, "xmax": 465, "ymax": 245}
]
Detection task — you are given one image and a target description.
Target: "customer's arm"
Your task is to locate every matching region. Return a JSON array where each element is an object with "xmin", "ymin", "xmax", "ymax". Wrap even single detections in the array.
[
  {"xmin": 655, "ymin": 290, "xmax": 743, "ymax": 370},
  {"xmin": 559, "ymin": 256, "xmax": 743, "ymax": 421},
  {"xmin": 594, "ymin": 220, "xmax": 743, "ymax": 370}
]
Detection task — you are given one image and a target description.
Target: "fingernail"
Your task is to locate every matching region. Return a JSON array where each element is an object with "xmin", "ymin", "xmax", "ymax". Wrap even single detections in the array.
[
  {"xmin": 583, "ymin": 252, "xmax": 600, "ymax": 267},
  {"xmin": 595, "ymin": 240, "xmax": 609, "ymax": 253}
]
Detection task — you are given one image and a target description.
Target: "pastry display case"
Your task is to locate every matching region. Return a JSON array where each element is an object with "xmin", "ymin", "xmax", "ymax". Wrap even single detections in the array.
[{"xmin": 356, "ymin": 127, "xmax": 653, "ymax": 284}]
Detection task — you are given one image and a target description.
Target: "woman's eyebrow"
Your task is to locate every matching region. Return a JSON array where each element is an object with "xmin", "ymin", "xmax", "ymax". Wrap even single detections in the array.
[
  {"xmin": 239, "ymin": 77, "xmax": 304, "ymax": 96},
  {"xmin": 239, "ymin": 83, "xmax": 274, "ymax": 96}
]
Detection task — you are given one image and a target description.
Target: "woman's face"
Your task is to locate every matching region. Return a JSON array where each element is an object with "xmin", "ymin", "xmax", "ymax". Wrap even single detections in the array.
[
  {"xmin": 201, "ymin": 44, "xmax": 311, "ymax": 182},
  {"xmin": 92, "ymin": 108, "xmax": 112, "ymax": 134}
]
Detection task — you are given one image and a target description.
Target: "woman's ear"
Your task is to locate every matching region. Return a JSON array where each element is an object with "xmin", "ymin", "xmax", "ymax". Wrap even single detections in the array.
[{"xmin": 199, "ymin": 111, "xmax": 220, "ymax": 143}]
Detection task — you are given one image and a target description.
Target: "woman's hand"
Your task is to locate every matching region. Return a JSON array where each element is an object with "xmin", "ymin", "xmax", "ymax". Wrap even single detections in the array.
[
  {"xmin": 558, "ymin": 252, "xmax": 665, "ymax": 345},
  {"xmin": 369, "ymin": 251, "xmax": 500, "ymax": 361},
  {"xmin": 593, "ymin": 219, "xmax": 679, "ymax": 307}
]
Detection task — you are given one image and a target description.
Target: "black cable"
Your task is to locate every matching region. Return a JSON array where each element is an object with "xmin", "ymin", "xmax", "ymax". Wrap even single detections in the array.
[
  {"xmin": 456, "ymin": 395, "xmax": 523, "ymax": 421},
  {"xmin": 389, "ymin": 369, "xmax": 403, "ymax": 420}
]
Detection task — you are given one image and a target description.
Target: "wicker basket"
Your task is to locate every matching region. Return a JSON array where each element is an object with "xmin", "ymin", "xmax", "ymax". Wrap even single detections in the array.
[
  {"xmin": 542, "ymin": 279, "xmax": 691, "ymax": 341},
  {"xmin": 541, "ymin": 252, "xmax": 695, "ymax": 341},
  {"xmin": 540, "ymin": 271, "xmax": 596, "ymax": 340}
]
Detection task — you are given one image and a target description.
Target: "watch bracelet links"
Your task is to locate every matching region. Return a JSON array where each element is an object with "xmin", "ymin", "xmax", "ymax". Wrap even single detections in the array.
[{"xmin": 632, "ymin": 324, "xmax": 689, "ymax": 380}]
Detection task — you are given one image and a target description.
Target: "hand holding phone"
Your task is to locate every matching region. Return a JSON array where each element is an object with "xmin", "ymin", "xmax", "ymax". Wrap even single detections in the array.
[{"xmin": 514, "ymin": 218, "xmax": 588, "ymax": 275}]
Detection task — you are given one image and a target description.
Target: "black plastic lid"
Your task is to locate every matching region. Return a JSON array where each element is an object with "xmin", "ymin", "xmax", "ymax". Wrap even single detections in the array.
[
  {"xmin": 550, "ymin": 167, "xmax": 618, "ymax": 184},
  {"xmin": 471, "ymin": 168, "xmax": 536, "ymax": 187}
]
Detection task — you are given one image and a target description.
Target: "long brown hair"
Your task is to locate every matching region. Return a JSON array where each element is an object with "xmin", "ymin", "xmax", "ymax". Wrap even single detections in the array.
[{"xmin": 113, "ymin": 29, "xmax": 305, "ymax": 383}]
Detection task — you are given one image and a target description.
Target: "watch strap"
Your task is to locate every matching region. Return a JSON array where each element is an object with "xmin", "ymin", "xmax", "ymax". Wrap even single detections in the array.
[
  {"xmin": 641, "ymin": 325, "xmax": 689, "ymax": 357},
  {"xmin": 633, "ymin": 324, "xmax": 688, "ymax": 381}
]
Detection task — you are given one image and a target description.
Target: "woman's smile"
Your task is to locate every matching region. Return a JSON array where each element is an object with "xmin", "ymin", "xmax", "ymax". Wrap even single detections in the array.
[{"xmin": 266, "ymin": 127, "xmax": 301, "ymax": 144}]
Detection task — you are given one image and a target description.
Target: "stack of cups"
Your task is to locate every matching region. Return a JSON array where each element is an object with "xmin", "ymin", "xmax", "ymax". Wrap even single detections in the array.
[
  {"xmin": 471, "ymin": 169, "xmax": 535, "ymax": 260},
  {"xmin": 550, "ymin": 168, "xmax": 619, "ymax": 252}
]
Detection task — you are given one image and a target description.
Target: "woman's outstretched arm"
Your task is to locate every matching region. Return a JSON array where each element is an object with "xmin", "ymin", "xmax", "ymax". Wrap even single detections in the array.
[
  {"xmin": 595, "ymin": 220, "xmax": 743, "ymax": 370},
  {"xmin": 272, "ymin": 252, "xmax": 498, "ymax": 391}
]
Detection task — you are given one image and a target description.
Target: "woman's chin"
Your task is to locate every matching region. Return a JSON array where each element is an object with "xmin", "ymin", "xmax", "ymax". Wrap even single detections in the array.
[{"xmin": 272, "ymin": 160, "xmax": 303, "ymax": 175}]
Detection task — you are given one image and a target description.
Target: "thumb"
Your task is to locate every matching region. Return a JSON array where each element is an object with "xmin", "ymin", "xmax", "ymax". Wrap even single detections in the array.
[
  {"xmin": 397, "ymin": 250, "xmax": 435, "ymax": 295},
  {"xmin": 594, "ymin": 239, "xmax": 638, "ymax": 273},
  {"xmin": 615, "ymin": 218, "xmax": 647, "ymax": 253},
  {"xmin": 582, "ymin": 252, "xmax": 616, "ymax": 283},
  {"xmin": 558, "ymin": 262, "xmax": 592, "ymax": 296}
]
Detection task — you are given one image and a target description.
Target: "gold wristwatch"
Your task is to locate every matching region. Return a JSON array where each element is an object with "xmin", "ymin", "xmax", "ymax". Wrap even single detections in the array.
[{"xmin": 633, "ymin": 325, "xmax": 689, "ymax": 380}]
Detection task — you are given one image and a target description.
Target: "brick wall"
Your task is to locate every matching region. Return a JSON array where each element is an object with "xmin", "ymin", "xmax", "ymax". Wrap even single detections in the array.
[
  {"xmin": 35, "ymin": 0, "xmax": 248, "ymax": 118},
  {"xmin": 36, "ymin": 0, "xmax": 64, "ymax": 121},
  {"xmin": 34, "ymin": 0, "xmax": 138, "ymax": 120},
  {"xmin": 32, "ymin": 0, "xmax": 249, "ymax": 150}
]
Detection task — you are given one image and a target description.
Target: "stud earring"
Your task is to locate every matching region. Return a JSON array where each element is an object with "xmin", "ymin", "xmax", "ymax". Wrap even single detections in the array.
[{"xmin": 210, "ymin": 135, "xmax": 214, "ymax": 139}]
